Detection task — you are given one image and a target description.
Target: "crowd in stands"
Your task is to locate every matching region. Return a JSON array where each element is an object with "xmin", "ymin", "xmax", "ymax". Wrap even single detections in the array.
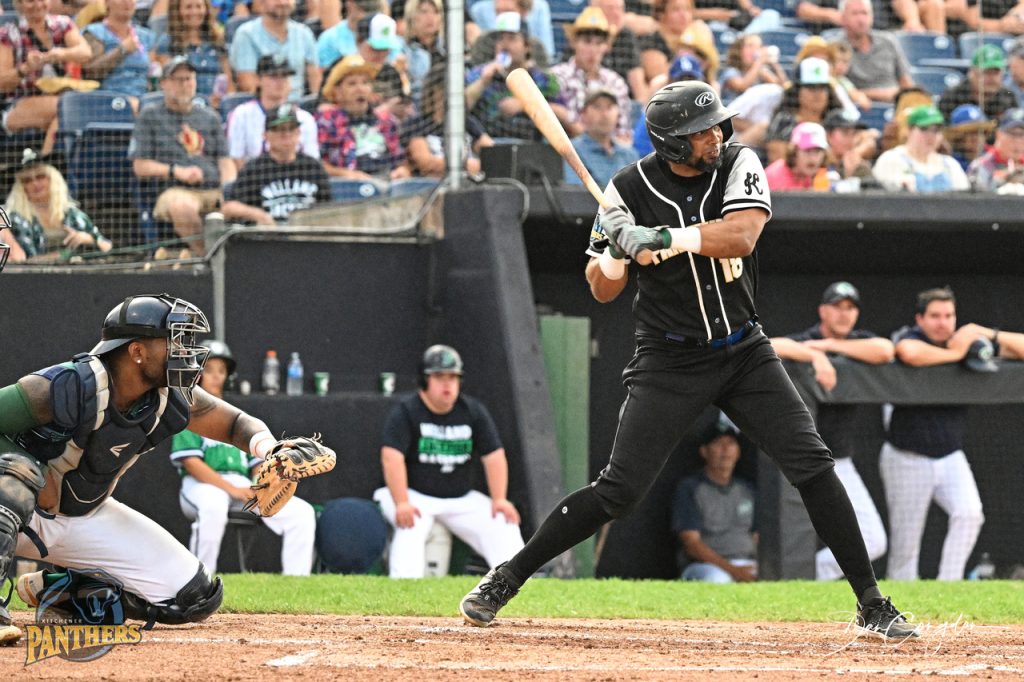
[{"xmin": 2, "ymin": 0, "xmax": 1024, "ymax": 261}]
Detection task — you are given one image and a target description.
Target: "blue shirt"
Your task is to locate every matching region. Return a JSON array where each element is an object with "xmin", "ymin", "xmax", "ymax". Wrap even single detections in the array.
[
  {"xmin": 633, "ymin": 112, "xmax": 652, "ymax": 157},
  {"xmin": 316, "ymin": 20, "xmax": 402, "ymax": 68},
  {"xmin": 469, "ymin": 0, "xmax": 554, "ymax": 62},
  {"xmin": 156, "ymin": 35, "xmax": 223, "ymax": 97},
  {"xmin": 84, "ymin": 22, "xmax": 155, "ymax": 97},
  {"xmin": 229, "ymin": 19, "xmax": 317, "ymax": 99},
  {"xmin": 565, "ymin": 133, "xmax": 639, "ymax": 189}
]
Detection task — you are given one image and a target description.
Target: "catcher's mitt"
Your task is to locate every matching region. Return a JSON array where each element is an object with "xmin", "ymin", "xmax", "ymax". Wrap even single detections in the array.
[{"xmin": 244, "ymin": 435, "xmax": 336, "ymax": 517}]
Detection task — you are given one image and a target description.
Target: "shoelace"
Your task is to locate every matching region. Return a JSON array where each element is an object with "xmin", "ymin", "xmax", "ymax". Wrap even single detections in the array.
[{"xmin": 479, "ymin": 574, "xmax": 516, "ymax": 605}]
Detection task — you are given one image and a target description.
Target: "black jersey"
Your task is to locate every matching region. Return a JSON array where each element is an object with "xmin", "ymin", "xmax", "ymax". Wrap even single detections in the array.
[{"xmin": 586, "ymin": 144, "xmax": 772, "ymax": 341}]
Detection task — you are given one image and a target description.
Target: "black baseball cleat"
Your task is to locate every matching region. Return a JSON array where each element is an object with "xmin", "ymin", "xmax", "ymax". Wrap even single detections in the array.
[
  {"xmin": 856, "ymin": 597, "xmax": 919, "ymax": 639},
  {"xmin": 0, "ymin": 602, "xmax": 22, "ymax": 646},
  {"xmin": 459, "ymin": 562, "xmax": 522, "ymax": 627}
]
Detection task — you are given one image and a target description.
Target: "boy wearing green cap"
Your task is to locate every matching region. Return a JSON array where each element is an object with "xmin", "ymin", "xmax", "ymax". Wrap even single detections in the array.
[{"xmin": 872, "ymin": 105, "xmax": 970, "ymax": 192}]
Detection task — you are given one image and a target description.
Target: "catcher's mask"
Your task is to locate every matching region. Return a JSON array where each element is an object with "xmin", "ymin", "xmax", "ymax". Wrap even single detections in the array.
[
  {"xmin": 0, "ymin": 206, "xmax": 11, "ymax": 273},
  {"xmin": 91, "ymin": 294, "xmax": 211, "ymax": 404},
  {"xmin": 645, "ymin": 81, "xmax": 736, "ymax": 166},
  {"xmin": 418, "ymin": 344, "xmax": 463, "ymax": 389}
]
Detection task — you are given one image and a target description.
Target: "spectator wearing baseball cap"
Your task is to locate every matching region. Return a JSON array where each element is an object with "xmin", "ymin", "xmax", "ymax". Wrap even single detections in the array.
[
  {"xmin": 565, "ymin": 88, "xmax": 640, "ymax": 188},
  {"xmin": 223, "ymin": 103, "xmax": 331, "ymax": 226},
  {"xmin": 765, "ymin": 121, "xmax": 832, "ymax": 191},
  {"xmin": 465, "ymin": 11, "xmax": 571, "ymax": 142},
  {"xmin": 550, "ymin": 8, "xmax": 632, "ymax": 143},
  {"xmin": 353, "ymin": 14, "xmax": 410, "ymax": 120},
  {"xmin": 316, "ymin": 54, "xmax": 410, "ymax": 181},
  {"xmin": 938, "ymin": 45, "xmax": 1020, "ymax": 123},
  {"xmin": 227, "ymin": 55, "xmax": 320, "ymax": 170},
  {"xmin": 670, "ymin": 412, "xmax": 758, "ymax": 584},
  {"xmin": 945, "ymin": 104, "xmax": 995, "ymax": 170},
  {"xmin": 129, "ymin": 54, "xmax": 234, "ymax": 256},
  {"xmin": 823, "ymin": 108, "xmax": 876, "ymax": 181},
  {"xmin": 872, "ymin": 105, "xmax": 969, "ymax": 193},
  {"xmin": 469, "ymin": 0, "xmax": 556, "ymax": 64},
  {"xmin": 229, "ymin": 0, "xmax": 320, "ymax": 101},
  {"xmin": 968, "ymin": 107, "xmax": 1024, "ymax": 191},
  {"xmin": 765, "ymin": 57, "xmax": 845, "ymax": 164}
]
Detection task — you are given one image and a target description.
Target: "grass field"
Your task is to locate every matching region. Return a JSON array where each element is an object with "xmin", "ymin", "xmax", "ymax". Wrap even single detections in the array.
[{"xmin": 98, "ymin": 574, "xmax": 1024, "ymax": 624}]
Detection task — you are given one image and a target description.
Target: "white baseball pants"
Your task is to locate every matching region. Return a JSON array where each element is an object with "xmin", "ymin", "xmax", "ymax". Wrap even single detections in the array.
[
  {"xmin": 879, "ymin": 443, "xmax": 984, "ymax": 580},
  {"xmin": 816, "ymin": 456, "xmax": 888, "ymax": 580},
  {"xmin": 179, "ymin": 473, "xmax": 316, "ymax": 576},
  {"xmin": 16, "ymin": 498, "xmax": 200, "ymax": 603},
  {"xmin": 373, "ymin": 487, "xmax": 525, "ymax": 579}
]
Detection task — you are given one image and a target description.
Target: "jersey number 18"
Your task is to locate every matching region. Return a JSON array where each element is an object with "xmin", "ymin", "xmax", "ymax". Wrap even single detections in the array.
[{"xmin": 719, "ymin": 258, "xmax": 743, "ymax": 283}]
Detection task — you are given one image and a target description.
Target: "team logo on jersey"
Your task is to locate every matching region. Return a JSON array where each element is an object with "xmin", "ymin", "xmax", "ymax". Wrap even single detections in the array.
[
  {"xmin": 24, "ymin": 568, "xmax": 142, "ymax": 665},
  {"xmin": 694, "ymin": 92, "xmax": 716, "ymax": 107},
  {"xmin": 109, "ymin": 442, "xmax": 130, "ymax": 458}
]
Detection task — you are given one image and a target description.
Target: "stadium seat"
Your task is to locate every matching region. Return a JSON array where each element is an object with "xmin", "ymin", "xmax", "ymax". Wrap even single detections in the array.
[
  {"xmin": 548, "ymin": 0, "xmax": 587, "ymax": 15},
  {"xmin": 958, "ymin": 32, "xmax": 1016, "ymax": 60},
  {"xmin": 756, "ymin": 29, "xmax": 811, "ymax": 61},
  {"xmin": 859, "ymin": 101, "xmax": 894, "ymax": 131},
  {"xmin": 910, "ymin": 66, "xmax": 963, "ymax": 97},
  {"xmin": 221, "ymin": 92, "xmax": 255, "ymax": 119},
  {"xmin": 389, "ymin": 177, "xmax": 441, "ymax": 198},
  {"xmin": 66, "ymin": 122, "xmax": 136, "ymax": 210},
  {"xmin": 225, "ymin": 15, "xmax": 256, "ymax": 44},
  {"xmin": 894, "ymin": 31, "xmax": 966, "ymax": 69},
  {"xmin": 57, "ymin": 90, "xmax": 135, "ymax": 158},
  {"xmin": 329, "ymin": 178, "xmax": 383, "ymax": 202},
  {"xmin": 758, "ymin": 0, "xmax": 800, "ymax": 18},
  {"xmin": 0, "ymin": 13, "xmax": 17, "ymax": 26},
  {"xmin": 714, "ymin": 28, "xmax": 739, "ymax": 57},
  {"xmin": 552, "ymin": 23, "xmax": 567, "ymax": 63}
]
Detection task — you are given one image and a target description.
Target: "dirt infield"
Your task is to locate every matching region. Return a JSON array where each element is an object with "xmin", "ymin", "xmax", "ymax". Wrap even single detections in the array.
[{"xmin": 2, "ymin": 613, "xmax": 1022, "ymax": 680}]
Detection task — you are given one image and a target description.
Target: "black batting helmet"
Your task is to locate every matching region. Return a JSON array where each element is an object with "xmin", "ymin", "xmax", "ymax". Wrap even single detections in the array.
[
  {"xmin": 91, "ymin": 294, "xmax": 211, "ymax": 404},
  {"xmin": 0, "ymin": 206, "xmax": 11, "ymax": 273},
  {"xmin": 645, "ymin": 82, "xmax": 736, "ymax": 164},
  {"xmin": 418, "ymin": 344, "xmax": 463, "ymax": 388}
]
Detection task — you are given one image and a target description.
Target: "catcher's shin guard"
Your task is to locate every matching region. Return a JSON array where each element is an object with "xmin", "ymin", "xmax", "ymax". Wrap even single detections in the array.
[
  {"xmin": 121, "ymin": 565, "xmax": 223, "ymax": 628},
  {"xmin": 0, "ymin": 452, "xmax": 46, "ymax": 645}
]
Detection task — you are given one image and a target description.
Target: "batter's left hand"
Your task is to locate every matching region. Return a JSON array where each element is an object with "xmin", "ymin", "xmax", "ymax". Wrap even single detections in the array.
[
  {"xmin": 492, "ymin": 498, "xmax": 520, "ymax": 524},
  {"xmin": 617, "ymin": 224, "xmax": 668, "ymax": 259}
]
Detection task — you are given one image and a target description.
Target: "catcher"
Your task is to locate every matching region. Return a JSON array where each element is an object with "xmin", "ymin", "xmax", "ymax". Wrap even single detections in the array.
[{"xmin": 0, "ymin": 293, "xmax": 335, "ymax": 644}]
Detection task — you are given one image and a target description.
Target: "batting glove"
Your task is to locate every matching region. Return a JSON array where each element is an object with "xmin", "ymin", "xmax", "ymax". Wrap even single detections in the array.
[
  {"xmin": 598, "ymin": 205, "xmax": 634, "ymax": 248},
  {"xmin": 617, "ymin": 225, "xmax": 671, "ymax": 259}
]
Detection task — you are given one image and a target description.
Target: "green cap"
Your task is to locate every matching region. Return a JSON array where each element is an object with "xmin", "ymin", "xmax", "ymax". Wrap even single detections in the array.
[
  {"xmin": 972, "ymin": 44, "xmax": 1006, "ymax": 70},
  {"xmin": 905, "ymin": 104, "xmax": 945, "ymax": 128}
]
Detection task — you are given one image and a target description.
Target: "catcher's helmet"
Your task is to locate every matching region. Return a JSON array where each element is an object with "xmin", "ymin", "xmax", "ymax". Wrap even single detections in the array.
[
  {"xmin": 91, "ymin": 294, "xmax": 211, "ymax": 404},
  {"xmin": 418, "ymin": 344, "xmax": 463, "ymax": 388},
  {"xmin": 645, "ymin": 81, "xmax": 736, "ymax": 164},
  {"xmin": 200, "ymin": 339, "xmax": 237, "ymax": 375},
  {"xmin": 0, "ymin": 206, "xmax": 11, "ymax": 273}
]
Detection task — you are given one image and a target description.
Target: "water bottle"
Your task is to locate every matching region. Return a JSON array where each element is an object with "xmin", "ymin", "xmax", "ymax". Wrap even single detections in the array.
[
  {"xmin": 262, "ymin": 350, "xmax": 280, "ymax": 395},
  {"xmin": 286, "ymin": 352, "xmax": 304, "ymax": 396},
  {"xmin": 968, "ymin": 553, "xmax": 996, "ymax": 580}
]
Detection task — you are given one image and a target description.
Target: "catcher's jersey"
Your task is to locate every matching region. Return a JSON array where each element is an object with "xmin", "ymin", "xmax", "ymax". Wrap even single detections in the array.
[
  {"xmin": 587, "ymin": 144, "xmax": 772, "ymax": 340},
  {"xmin": 11, "ymin": 354, "xmax": 190, "ymax": 516}
]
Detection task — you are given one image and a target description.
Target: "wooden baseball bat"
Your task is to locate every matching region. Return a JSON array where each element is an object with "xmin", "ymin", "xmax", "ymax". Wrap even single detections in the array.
[{"xmin": 505, "ymin": 68, "xmax": 653, "ymax": 266}]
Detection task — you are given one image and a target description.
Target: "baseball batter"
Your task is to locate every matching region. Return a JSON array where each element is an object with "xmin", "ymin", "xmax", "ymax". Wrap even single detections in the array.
[
  {"xmin": 460, "ymin": 82, "xmax": 917, "ymax": 638},
  {"xmin": 171, "ymin": 340, "xmax": 316, "ymax": 576},
  {"xmin": 770, "ymin": 282, "xmax": 892, "ymax": 580},
  {"xmin": 884, "ymin": 287, "xmax": 1024, "ymax": 579},
  {"xmin": 0, "ymin": 207, "xmax": 11, "ymax": 272},
  {"xmin": 0, "ymin": 294, "xmax": 313, "ymax": 644},
  {"xmin": 373, "ymin": 345, "xmax": 525, "ymax": 579}
]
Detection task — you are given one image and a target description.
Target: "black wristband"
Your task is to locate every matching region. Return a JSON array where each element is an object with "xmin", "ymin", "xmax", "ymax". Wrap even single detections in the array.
[
  {"xmin": 168, "ymin": 163, "xmax": 175, "ymax": 180},
  {"xmin": 992, "ymin": 328, "xmax": 1000, "ymax": 345}
]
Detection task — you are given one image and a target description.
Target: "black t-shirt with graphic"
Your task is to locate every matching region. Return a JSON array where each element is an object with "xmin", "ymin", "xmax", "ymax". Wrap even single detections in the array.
[
  {"xmin": 228, "ymin": 152, "xmax": 330, "ymax": 223},
  {"xmin": 381, "ymin": 392, "xmax": 503, "ymax": 498},
  {"xmin": 787, "ymin": 324, "xmax": 880, "ymax": 460}
]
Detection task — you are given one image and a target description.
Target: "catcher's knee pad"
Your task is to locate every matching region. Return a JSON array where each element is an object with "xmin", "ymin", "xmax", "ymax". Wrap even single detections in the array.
[
  {"xmin": 0, "ymin": 452, "xmax": 45, "ymax": 579},
  {"xmin": 121, "ymin": 565, "xmax": 223, "ymax": 627}
]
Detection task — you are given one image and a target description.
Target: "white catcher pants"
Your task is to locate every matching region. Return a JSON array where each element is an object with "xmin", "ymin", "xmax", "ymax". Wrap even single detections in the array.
[
  {"xmin": 815, "ymin": 457, "xmax": 888, "ymax": 580},
  {"xmin": 879, "ymin": 443, "xmax": 984, "ymax": 580},
  {"xmin": 16, "ymin": 498, "xmax": 200, "ymax": 604},
  {"xmin": 373, "ymin": 487, "xmax": 525, "ymax": 579},
  {"xmin": 179, "ymin": 473, "xmax": 316, "ymax": 576}
]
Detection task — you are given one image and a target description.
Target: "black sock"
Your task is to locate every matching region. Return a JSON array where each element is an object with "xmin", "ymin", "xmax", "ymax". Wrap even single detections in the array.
[
  {"xmin": 797, "ymin": 468, "xmax": 878, "ymax": 603},
  {"xmin": 505, "ymin": 485, "xmax": 613, "ymax": 584}
]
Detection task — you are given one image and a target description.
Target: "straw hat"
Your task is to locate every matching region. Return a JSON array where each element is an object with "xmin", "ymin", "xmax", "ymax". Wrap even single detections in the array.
[
  {"xmin": 564, "ymin": 7, "xmax": 615, "ymax": 40},
  {"xmin": 321, "ymin": 54, "xmax": 381, "ymax": 100}
]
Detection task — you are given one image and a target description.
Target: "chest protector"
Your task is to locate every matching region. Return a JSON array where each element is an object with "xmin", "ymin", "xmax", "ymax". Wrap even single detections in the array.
[{"xmin": 19, "ymin": 354, "xmax": 190, "ymax": 516}]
